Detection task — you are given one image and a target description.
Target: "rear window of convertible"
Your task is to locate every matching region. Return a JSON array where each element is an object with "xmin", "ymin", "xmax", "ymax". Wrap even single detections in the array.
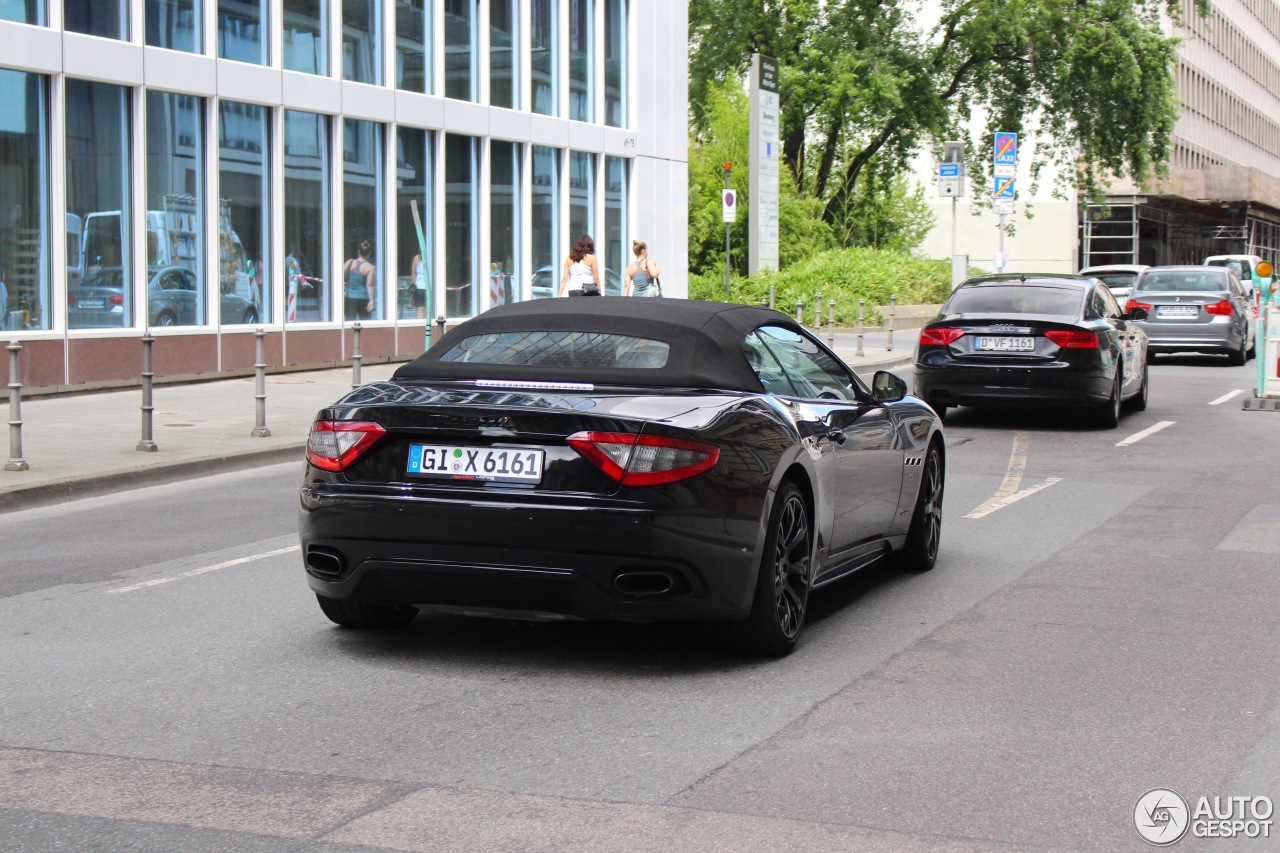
[{"xmin": 439, "ymin": 331, "xmax": 672, "ymax": 369}]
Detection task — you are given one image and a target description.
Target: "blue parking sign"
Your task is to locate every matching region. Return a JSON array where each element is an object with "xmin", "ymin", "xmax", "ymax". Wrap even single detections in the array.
[{"xmin": 993, "ymin": 176, "xmax": 1016, "ymax": 198}]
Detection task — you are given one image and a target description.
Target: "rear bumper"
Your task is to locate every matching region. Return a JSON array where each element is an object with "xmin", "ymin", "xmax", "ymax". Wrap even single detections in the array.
[
  {"xmin": 913, "ymin": 360, "xmax": 1111, "ymax": 408},
  {"xmin": 1133, "ymin": 319, "xmax": 1242, "ymax": 353}
]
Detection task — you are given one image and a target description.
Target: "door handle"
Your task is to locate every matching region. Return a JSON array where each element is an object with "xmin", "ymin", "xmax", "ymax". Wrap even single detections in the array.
[{"xmin": 827, "ymin": 428, "xmax": 847, "ymax": 445}]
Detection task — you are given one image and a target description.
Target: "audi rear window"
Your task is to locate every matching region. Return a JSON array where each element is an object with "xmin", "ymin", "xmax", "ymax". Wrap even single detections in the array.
[
  {"xmin": 945, "ymin": 285, "xmax": 1084, "ymax": 316},
  {"xmin": 439, "ymin": 331, "xmax": 671, "ymax": 370}
]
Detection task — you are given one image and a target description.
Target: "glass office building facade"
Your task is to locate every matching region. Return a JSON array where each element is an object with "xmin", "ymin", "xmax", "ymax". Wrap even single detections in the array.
[{"xmin": 0, "ymin": 0, "xmax": 687, "ymax": 390}]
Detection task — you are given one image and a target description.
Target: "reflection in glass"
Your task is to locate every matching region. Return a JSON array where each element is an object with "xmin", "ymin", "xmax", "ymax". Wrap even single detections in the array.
[
  {"xmin": 569, "ymin": 150, "xmax": 595, "ymax": 245},
  {"xmin": 284, "ymin": 110, "xmax": 330, "ymax": 321},
  {"xmin": 65, "ymin": 0, "xmax": 127, "ymax": 38},
  {"xmin": 343, "ymin": 0, "xmax": 381, "ymax": 84},
  {"xmin": 219, "ymin": 0, "xmax": 268, "ymax": 64},
  {"xmin": 490, "ymin": 0, "xmax": 517, "ymax": 109},
  {"xmin": 147, "ymin": 0, "xmax": 199, "ymax": 52},
  {"xmin": 530, "ymin": 0, "xmax": 556, "ymax": 115},
  {"xmin": 0, "ymin": 0, "xmax": 44, "ymax": 25},
  {"xmin": 444, "ymin": 0, "xmax": 477, "ymax": 101},
  {"xmin": 66, "ymin": 80, "xmax": 131, "ymax": 329},
  {"xmin": 604, "ymin": 156, "xmax": 628, "ymax": 297},
  {"xmin": 218, "ymin": 101, "xmax": 269, "ymax": 324},
  {"xmin": 604, "ymin": 0, "xmax": 626, "ymax": 127},
  {"xmin": 284, "ymin": 0, "xmax": 327, "ymax": 75},
  {"xmin": 444, "ymin": 134, "xmax": 478, "ymax": 318},
  {"xmin": 395, "ymin": 0, "xmax": 432, "ymax": 94},
  {"xmin": 146, "ymin": 90, "xmax": 206, "ymax": 326},
  {"xmin": 342, "ymin": 118, "xmax": 384, "ymax": 320},
  {"xmin": 490, "ymin": 140, "xmax": 519, "ymax": 306},
  {"xmin": 568, "ymin": 0, "xmax": 593, "ymax": 122},
  {"xmin": 531, "ymin": 145, "xmax": 558, "ymax": 299},
  {"xmin": 0, "ymin": 70, "xmax": 49, "ymax": 330},
  {"xmin": 396, "ymin": 127, "xmax": 433, "ymax": 320}
]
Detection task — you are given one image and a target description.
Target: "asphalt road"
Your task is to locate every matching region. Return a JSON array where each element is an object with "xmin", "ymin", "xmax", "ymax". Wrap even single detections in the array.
[{"xmin": 1, "ymin": 353, "xmax": 1278, "ymax": 852}]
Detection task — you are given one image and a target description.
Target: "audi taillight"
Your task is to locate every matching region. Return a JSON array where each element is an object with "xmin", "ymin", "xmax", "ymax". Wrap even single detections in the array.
[
  {"xmin": 1204, "ymin": 299, "xmax": 1233, "ymax": 316},
  {"xmin": 568, "ymin": 431, "xmax": 720, "ymax": 487},
  {"xmin": 306, "ymin": 420, "xmax": 386, "ymax": 472},
  {"xmin": 919, "ymin": 327, "xmax": 965, "ymax": 346},
  {"xmin": 1045, "ymin": 330, "xmax": 1100, "ymax": 349}
]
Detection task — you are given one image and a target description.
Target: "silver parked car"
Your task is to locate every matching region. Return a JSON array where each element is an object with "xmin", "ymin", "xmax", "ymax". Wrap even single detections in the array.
[
  {"xmin": 69, "ymin": 266, "xmax": 260, "ymax": 328},
  {"xmin": 1079, "ymin": 264, "xmax": 1149, "ymax": 310},
  {"xmin": 1125, "ymin": 265, "xmax": 1255, "ymax": 365}
]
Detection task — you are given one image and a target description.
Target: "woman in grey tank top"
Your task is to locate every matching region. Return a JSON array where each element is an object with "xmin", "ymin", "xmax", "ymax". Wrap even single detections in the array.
[{"xmin": 624, "ymin": 240, "xmax": 661, "ymax": 296}]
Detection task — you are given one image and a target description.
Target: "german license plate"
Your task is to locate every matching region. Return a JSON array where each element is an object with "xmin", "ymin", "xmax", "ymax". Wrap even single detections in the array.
[
  {"xmin": 1157, "ymin": 305, "xmax": 1198, "ymax": 318},
  {"xmin": 408, "ymin": 444, "xmax": 545, "ymax": 484},
  {"xmin": 974, "ymin": 336, "xmax": 1035, "ymax": 352},
  {"xmin": 77, "ymin": 298, "xmax": 105, "ymax": 309}
]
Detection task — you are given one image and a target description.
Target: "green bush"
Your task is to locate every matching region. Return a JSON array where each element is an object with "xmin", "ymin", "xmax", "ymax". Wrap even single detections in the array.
[{"xmin": 689, "ymin": 247, "xmax": 961, "ymax": 325}]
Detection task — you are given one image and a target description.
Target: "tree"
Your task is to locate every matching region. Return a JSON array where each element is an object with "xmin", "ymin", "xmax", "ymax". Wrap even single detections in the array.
[{"xmin": 832, "ymin": 155, "xmax": 936, "ymax": 252}]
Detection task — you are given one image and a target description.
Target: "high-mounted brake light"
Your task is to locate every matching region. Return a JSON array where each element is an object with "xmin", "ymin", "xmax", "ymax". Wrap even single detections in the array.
[
  {"xmin": 306, "ymin": 420, "xmax": 386, "ymax": 472},
  {"xmin": 1204, "ymin": 299, "xmax": 1233, "ymax": 316},
  {"xmin": 568, "ymin": 431, "xmax": 720, "ymax": 487},
  {"xmin": 919, "ymin": 327, "xmax": 965, "ymax": 346},
  {"xmin": 1045, "ymin": 330, "xmax": 1100, "ymax": 349}
]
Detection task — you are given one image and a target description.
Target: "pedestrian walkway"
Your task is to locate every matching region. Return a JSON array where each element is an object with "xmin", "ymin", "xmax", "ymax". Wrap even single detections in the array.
[{"xmin": 0, "ymin": 328, "xmax": 919, "ymax": 512}]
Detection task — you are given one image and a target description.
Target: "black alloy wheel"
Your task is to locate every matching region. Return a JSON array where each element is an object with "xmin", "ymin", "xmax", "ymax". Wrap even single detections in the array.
[
  {"xmin": 737, "ymin": 482, "xmax": 812, "ymax": 656},
  {"xmin": 1123, "ymin": 361, "xmax": 1149, "ymax": 412},
  {"xmin": 1091, "ymin": 371, "xmax": 1122, "ymax": 429},
  {"xmin": 898, "ymin": 442, "xmax": 944, "ymax": 572},
  {"xmin": 315, "ymin": 593, "xmax": 418, "ymax": 629}
]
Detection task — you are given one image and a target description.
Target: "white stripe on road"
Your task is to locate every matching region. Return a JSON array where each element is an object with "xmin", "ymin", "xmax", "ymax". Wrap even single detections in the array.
[
  {"xmin": 964, "ymin": 477, "xmax": 1063, "ymax": 519},
  {"xmin": 108, "ymin": 545, "xmax": 300, "ymax": 594},
  {"xmin": 1115, "ymin": 420, "xmax": 1176, "ymax": 447},
  {"xmin": 1208, "ymin": 390, "xmax": 1245, "ymax": 406}
]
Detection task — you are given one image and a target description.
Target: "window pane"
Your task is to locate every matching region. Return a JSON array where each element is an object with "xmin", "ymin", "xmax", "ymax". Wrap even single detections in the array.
[
  {"xmin": 0, "ymin": 70, "xmax": 49, "ymax": 330},
  {"xmin": 343, "ymin": 0, "xmax": 381, "ymax": 84},
  {"xmin": 284, "ymin": 110, "xmax": 330, "ymax": 321},
  {"xmin": 530, "ymin": 0, "xmax": 556, "ymax": 115},
  {"xmin": 444, "ymin": 0, "xmax": 476, "ymax": 101},
  {"xmin": 342, "ymin": 118, "xmax": 384, "ymax": 320},
  {"xmin": 395, "ymin": 0, "xmax": 432, "ymax": 94},
  {"xmin": 1, "ymin": 0, "xmax": 44, "ymax": 25},
  {"xmin": 65, "ymin": 0, "xmax": 127, "ymax": 38},
  {"xmin": 444, "ymin": 133, "xmax": 478, "ymax": 318},
  {"xmin": 490, "ymin": 0, "xmax": 516, "ymax": 109},
  {"xmin": 284, "ymin": 0, "xmax": 328, "ymax": 75},
  {"xmin": 147, "ymin": 0, "xmax": 199, "ymax": 52},
  {"xmin": 396, "ymin": 127, "xmax": 433, "ymax": 320},
  {"xmin": 531, "ymin": 145, "xmax": 558, "ymax": 299},
  {"xmin": 218, "ymin": 101, "xmax": 269, "ymax": 324},
  {"xmin": 568, "ymin": 150, "xmax": 595, "ymax": 248},
  {"xmin": 604, "ymin": 0, "xmax": 626, "ymax": 127},
  {"xmin": 219, "ymin": 0, "xmax": 268, "ymax": 64},
  {"xmin": 442, "ymin": 331, "xmax": 669, "ymax": 368},
  {"xmin": 490, "ymin": 140, "xmax": 519, "ymax": 306},
  {"xmin": 568, "ymin": 0, "xmax": 593, "ymax": 122},
  {"xmin": 67, "ymin": 81, "xmax": 131, "ymax": 330},
  {"xmin": 146, "ymin": 91, "xmax": 206, "ymax": 327},
  {"xmin": 604, "ymin": 156, "xmax": 627, "ymax": 298}
]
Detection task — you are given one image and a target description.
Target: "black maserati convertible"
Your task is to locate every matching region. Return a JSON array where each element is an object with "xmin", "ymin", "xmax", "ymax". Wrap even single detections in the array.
[{"xmin": 299, "ymin": 299, "xmax": 945, "ymax": 655}]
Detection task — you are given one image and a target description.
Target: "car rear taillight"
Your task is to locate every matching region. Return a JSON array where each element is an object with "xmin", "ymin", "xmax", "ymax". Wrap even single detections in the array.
[
  {"xmin": 1204, "ymin": 299, "xmax": 1233, "ymax": 316},
  {"xmin": 1127, "ymin": 299, "xmax": 1152, "ymax": 315},
  {"xmin": 1045, "ymin": 330, "xmax": 1100, "ymax": 349},
  {"xmin": 110, "ymin": 294, "xmax": 125, "ymax": 306},
  {"xmin": 306, "ymin": 420, "xmax": 386, "ymax": 472},
  {"xmin": 919, "ymin": 327, "xmax": 965, "ymax": 346},
  {"xmin": 568, "ymin": 431, "xmax": 720, "ymax": 487}
]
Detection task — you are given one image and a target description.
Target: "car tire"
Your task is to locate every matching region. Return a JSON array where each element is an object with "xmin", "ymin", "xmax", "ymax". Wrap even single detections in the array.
[
  {"xmin": 155, "ymin": 311, "xmax": 177, "ymax": 327},
  {"xmin": 897, "ymin": 441, "xmax": 944, "ymax": 573},
  {"xmin": 315, "ymin": 593, "xmax": 418, "ymax": 629},
  {"xmin": 1123, "ymin": 361, "xmax": 1149, "ymax": 412},
  {"xmin": 932, "ymin": 404, "xmax": 950, "ymax": 422},
  {"xmin": 735, "ymin": 481, "xmax": 812, "ymax": 657},
  {"xmin": 1228, "ymin": 339, "xmax": 1247, "ymax": 366},
  {"xmin": 1091, "ymin": 372, "xmax": 1122, "ymax": 429},
  {"xmin": 1247, "ymin": 332, "xmax": 1257, "ymax": 360},
  {"xmin": 242, "ymin": 308, "xmax": 258, "ymax": 325}
]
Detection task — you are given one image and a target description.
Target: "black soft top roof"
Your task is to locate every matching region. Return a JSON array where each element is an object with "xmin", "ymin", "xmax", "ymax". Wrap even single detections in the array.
[{"xmin": 393, "ymin": 298, "xmax": 801, "ymax": 391}]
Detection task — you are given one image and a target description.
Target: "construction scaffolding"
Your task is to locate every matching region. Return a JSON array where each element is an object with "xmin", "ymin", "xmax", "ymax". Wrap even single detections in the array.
[{"xmin": 1080, "ymin": 196, "xmax": 1280, "ymax": 269}]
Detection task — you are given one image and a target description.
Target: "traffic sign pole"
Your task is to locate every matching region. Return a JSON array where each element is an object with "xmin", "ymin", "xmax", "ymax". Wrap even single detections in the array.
[{"xmin": 723, "ymin": 162, "xmax": 733, "ymax": 300}]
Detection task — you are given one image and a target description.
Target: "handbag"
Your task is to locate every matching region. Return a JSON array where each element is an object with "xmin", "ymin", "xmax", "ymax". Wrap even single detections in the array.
[
  {"xmin": 644, "ymin": 260, "xmax": 662, "ymax": 297},
  {"xmin": 581, "ymin": 281, "xmax": 601, "ymax": 296}
]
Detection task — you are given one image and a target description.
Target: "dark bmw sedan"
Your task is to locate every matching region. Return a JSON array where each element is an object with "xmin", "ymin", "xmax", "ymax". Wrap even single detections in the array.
[
  {"xmin": 913, "ymin": 274, "xmax": 1149, "ymax": 427},
  {"xmin": 300, "ymin": 299, "xmax": 946, "ymax": 655}
]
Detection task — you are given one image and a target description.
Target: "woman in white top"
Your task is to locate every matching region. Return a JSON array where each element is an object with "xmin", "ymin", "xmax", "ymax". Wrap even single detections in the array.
[{"xmin": 557, "ymin": 234, "xmax": 603, "ymax": 297}]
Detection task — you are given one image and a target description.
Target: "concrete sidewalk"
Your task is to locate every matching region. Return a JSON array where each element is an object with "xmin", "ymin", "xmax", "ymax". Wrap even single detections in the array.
[{"xmin": 0, "ymin": 328, "xmax": 918, "ymax": 513}]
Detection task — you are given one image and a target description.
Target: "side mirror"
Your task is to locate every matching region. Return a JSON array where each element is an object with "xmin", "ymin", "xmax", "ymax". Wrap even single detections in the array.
[
  {"xmin": 1127, "ymin": 306, "xmax": 1148, "ymax": 321},
  {"xmin": 872, "ymin": 370, "xmax": 908, "ymax": 403}
]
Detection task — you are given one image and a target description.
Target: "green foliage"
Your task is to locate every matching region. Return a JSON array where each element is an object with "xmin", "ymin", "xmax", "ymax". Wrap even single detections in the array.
[
  {"xmin": 830, "ymin": 156, "xmax": 936, "ymax": 252},
  {"xmin": 688, "ymin": 246, "xmax": 955, "ymax": 325}
]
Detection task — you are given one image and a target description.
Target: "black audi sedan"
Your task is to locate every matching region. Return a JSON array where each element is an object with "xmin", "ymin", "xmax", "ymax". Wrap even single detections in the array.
[
  {"xmin": 913, "ymin": 274, "xmax": 1149, "ymax": 427},
  {"xmin": 300, "ymin": 298, "xmax": 945, "ymax": 655}
]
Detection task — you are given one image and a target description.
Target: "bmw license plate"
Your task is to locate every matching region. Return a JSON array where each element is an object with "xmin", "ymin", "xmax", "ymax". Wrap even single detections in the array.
[
  {"xmin": 77, "ymin": 298, "xmax": 105, "ymax": 309},
  {"xmin": 1157, "ymin": 305, "xmax": 1198, "ymax": 318},
  {"xmin": 974, "ymin": 336, "xmax": 1035, "ymax": 352},
  {"xmin": 408, "ymin": 444, "xmax": 545, "ymax": 484}
]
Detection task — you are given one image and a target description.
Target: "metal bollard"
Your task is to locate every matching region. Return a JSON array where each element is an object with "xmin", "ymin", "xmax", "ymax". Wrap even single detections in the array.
[
  {"xmin": 815, "ymin": 292, "xmax": 822, "ymax": 330},
  {"xmin": 760, "ymin": 298, "xmax": 768, "ymax": 308},
  {"xmin": 351, "ymin": 321, "xmax": 363, "ymax": 389},
  {"xmin": 435, "ymin": 314, "xmax": 447, "ymax": 346},
  {"xmin": 887, "ymin": 294, "xmax": 896, "ymax": 352},
  {"xmin": 6, "ymin": 341, "xmax": 28, "ymax": 471},
  {"xmin": 795, "ymin": 301, "xmax": 804, "ymax": 324},
  {"xmin": 769, "ymin": 284, "xmax": 776, "ymax": 310},
  {"xmin": 251, "ymin": 328, "xmax": 270, "ymax": 437},
  {"xmin": 137, "ymin": 332, "xmax": 158, "ymax": 452},
  {"xmin": 827, "ymin": 300, "xmax": 835, "ymax": 346},
  {"xmin": 856, "ymin": 299, "xmax": 865, "ymax": 357}
]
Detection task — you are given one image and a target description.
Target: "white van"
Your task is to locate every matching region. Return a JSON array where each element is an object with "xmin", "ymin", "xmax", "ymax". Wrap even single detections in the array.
[{"xmin": 1204, "ymin": 254, "xmax": 1270, "ymax": 299}]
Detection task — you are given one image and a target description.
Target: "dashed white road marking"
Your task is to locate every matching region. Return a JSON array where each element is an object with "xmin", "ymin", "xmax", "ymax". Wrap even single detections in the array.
[
  {"xmin": 1115, "ymin": 420, "xmax": 1176, "ymax": 447},
  {"xmin": 108, "ymin": 545, "xmax": 300, "ymax": 594},
  {"xmin": 964, "ymin": 477, "xmax": 1063, "ymax": 520},
  {"xmin": 1209, "ymin": 390, "xmax": 1245, "ymax": 406}
]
